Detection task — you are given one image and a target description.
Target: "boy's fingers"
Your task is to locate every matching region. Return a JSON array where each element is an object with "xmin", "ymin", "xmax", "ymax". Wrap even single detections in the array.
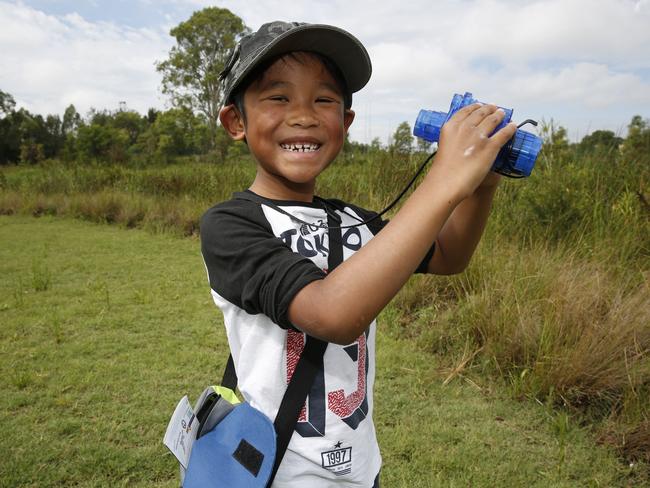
[
  {"xmin": 476, "ymin": 108, "xmax": 506, "ymax": 137},
  {"xmin": 489, "ymin": 122, "xmax": 517, "ymax": 147},
  {"xmin": 449, "ymin": 102, "xmax": 483, "ymax": 124},
  {"xmin": 465, "ymin": 103, "xmax": 498, "ymax": 128}
]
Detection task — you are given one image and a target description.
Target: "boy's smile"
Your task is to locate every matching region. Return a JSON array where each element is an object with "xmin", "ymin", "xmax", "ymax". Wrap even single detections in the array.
[{"xmin": 221, "ymin": 52, "xmax": 355, "ymax": 201}]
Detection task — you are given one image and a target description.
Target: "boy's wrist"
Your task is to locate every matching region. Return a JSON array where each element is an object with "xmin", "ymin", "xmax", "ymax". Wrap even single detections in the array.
[
  {"xmin": 477, "ymin": 171, "xmax": 502, "ymax": 190},
  {"xmin": 423, "ymin": 161, "xmax": 479, "ymax": 208}
]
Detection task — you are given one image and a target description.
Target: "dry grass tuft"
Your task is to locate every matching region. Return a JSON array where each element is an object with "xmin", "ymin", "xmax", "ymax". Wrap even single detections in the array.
[
  {"xmin": 599, "ymin": 420, "xmax": 650, "ymax": 466},
  {"xmin": 479, "ymin": 249, "xmax": 648, "ymax": 410},
  {"xmin": 417, "ymin": 244, "xmax": 649, "ymax": 416}
]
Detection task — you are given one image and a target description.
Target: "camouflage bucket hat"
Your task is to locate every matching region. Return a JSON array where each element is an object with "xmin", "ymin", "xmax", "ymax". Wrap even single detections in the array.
[{"xmin": 219, "ymin": 21, "xmax": 372, "ymax": 107}]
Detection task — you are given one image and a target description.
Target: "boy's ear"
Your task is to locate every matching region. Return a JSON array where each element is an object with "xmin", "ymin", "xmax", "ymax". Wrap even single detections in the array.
[
  {"xmin": 219, "ymin": 104, "xmax": 246, "ymax": 141},
  {"xmin": 343, "ymin": 109, "xmax": 355, "ymax": 132}
]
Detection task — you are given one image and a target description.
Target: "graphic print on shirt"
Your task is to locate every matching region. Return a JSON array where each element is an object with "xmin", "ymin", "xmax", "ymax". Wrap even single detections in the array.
[
  {"xmin": 263, "ymin": 204, "xmax": 372, "ymax": 436},
  {"xmin": 260, "ymin": 203, "xmax": 370, "ymax": 269},
  {"xmin": 279, "ymin": 222, "xmax": 329, "ymax": 259},
  {"xmin": 328, "ymin": 334, "xmax": 369, "ymax": 429},
  {"xmin": 286, "ymin": 329, "xmax": 369, "ymax": 437}
]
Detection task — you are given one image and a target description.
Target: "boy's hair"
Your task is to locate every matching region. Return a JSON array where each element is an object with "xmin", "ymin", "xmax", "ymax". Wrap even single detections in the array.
[
  {"xmin": 231, "ymin": 51, "xmax": 352, "ymax": 122},
  {"xmin": 219, "ymin": 21, "xmax": 371, "ymax": 115}
]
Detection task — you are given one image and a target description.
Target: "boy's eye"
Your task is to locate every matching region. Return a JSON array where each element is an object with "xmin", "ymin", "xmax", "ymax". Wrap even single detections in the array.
[
  {"xmin": 316, "ymin": 97, "xmax": 338, "ymax": 104},
  {"xmin": 268, "ymin": 95, "xmax": 288, "ymax": 102}
]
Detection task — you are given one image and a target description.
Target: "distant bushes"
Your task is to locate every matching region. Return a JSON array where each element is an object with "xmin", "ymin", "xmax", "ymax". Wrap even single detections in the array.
[{"xmin": 0, "ymin": 89, "xmax": 228, "ymax": 166}]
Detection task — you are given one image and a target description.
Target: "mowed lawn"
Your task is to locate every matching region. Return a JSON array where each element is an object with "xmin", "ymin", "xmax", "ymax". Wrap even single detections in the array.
[{"xmin": 0, "ymin": 216, "xmax": 629, "ymax": 487}]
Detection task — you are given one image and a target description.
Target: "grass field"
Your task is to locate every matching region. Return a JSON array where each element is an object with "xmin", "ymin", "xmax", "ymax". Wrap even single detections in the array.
[{"xmin": 0, "ymin": 216, "xmax": 642, "ymax": 487}]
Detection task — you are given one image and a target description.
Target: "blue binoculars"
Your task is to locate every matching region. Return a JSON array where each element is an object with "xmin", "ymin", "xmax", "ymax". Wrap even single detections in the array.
[{"xmin": 413, "ymin": 92, "xmax": 542, "ymax": 178}]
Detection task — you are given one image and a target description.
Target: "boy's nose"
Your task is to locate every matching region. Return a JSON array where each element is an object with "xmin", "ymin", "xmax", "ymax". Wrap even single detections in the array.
[{"xmin": 287, "ymin": 103, "xmax": 320, "ymax": 128}]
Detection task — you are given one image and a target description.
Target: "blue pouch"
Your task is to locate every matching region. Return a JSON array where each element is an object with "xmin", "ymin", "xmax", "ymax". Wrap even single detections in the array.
[
  {"xmin": 183, "ymin": 401, "xmax": 277, "ymax": 488},
  {"xmin": 177, "ymin": 335, "xmax": 326, "ymax": 488}
]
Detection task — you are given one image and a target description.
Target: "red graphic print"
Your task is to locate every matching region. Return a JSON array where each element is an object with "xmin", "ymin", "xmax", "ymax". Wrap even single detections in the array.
[
  {"xmin": 327, "ymin": 334, "xmax": 366, "ymax": 418},
  {"xmin": 286, "ymin": 329, "xmax": 307, "ymax": 421}
]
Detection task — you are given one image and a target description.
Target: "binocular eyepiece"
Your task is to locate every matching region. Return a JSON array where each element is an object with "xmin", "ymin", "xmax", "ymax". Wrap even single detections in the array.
[{"xmin": 414, "ymin": 92, "xmax": 542, "ymax": 178}]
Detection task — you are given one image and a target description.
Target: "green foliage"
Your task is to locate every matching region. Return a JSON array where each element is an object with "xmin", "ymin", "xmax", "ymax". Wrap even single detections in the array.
[
  {"xmin": 622, "ymin": 115, "xmax": 650, "ymax": 161},
  {"xmin": 19, "ymin": 140, "xmax": 45, "ymax": 164},
  {"xmin": 0, "ymin": 107, "xmax": 63, "ymax": 164},
  {"xmin": 112, "ymin": 110, "xmax": 147, "ymax": 145},
  {"xmin": 578, "ymin": 129, "xmax": 623, "ymax": 155},
  {"xmin": 390, "ymin": 121, "xmax": 414, "ymax": 155},
  {"xmin": 134, "ymin": 108, "xmax": 212, "ymax": 163},
  {"xmin": 0, "ymin": 88, "xmax": 16, "ymax": 116},
  {"xmin": 538, "ymin": 119, "xmax": 571, "ymax": 163},
  {"xmin": 0, "ymin": 88, "xmax": 223, "ymax": 165},
  {"xmin": 30, "ymin": 258, "xmax": 51, "ymax": 292},
  {"xmin": 76, "ymin": 123, "xmax": 131, "ymax": 164},
  {"xmin": 156, "ymin": 7, "xmax": 249, "ymax": 146},
  {"xmin": 62, "ymin": 104, "xmax": 82, "ymax": 135},
  {"xmin": 415, "ymin": 136, "xmax": 433, "ymax": 154}
]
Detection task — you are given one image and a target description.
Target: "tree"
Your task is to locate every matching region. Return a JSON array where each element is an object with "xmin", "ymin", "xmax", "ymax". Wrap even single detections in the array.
[
  {"xmin": 538, "ymin": 118, "xmax": 571, "ymax": 162},
  {"xmin": 62, "ymin": 104, "xmax": 82, "ymax": 135},
  {"xmin": 578, "ymin": 130, "xmax": 622, "ymax": 154},
  {"xmin": 390, "ymin": 121, "xmax": 413, "ymax": 155},
  {"xmin": 369, "ymin": 137, "xmax": 383, "ymax": 153},
  {"xmin": 156, "ymin": 7, "xmax": 248, "ymax": 147},
  {"xmin": 0, "ymin": 107, "xmax": 52, "ymax": 164},
  {"xmin": 112, "ymin": 110, "xmax": 147, "ymax": 145},
  {"xmin": 416, "ymin": 136, "xmax": 433, "ymax": 154},
  {"xmin": 42, "ymin": 114, "xmax": 65, "ymax": 158},
  {"xmin": 0, "ymin": 89, "xmax": 15, "ymax": 118},
  {"xmin": 0, "ymin": 90, "xmax": 17, "ymax": 163},
  {"xmin": 76, "ymin": 124, "xmax": 130, "ymax": 163},
  {"xmin": 135, "ymin": 107, "xmax": 211, "ymax": 163},
  {"xmin": 622, "ymin": 115, "xmax": 650, "ymax": 159}
]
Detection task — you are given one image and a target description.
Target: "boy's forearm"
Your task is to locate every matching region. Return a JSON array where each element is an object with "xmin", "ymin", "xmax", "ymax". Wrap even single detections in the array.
[
  {"xmin": 426, "ymin": 177, "xmax": 499, "ymax": 274},
  {"xmin": 288, "ymin": 165, "xmax": 463, "ymax": 344}
]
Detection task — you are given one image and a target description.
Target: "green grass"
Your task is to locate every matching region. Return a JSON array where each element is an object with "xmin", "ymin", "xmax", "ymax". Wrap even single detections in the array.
[{"xmin": 0, "ymin": 216, "xmax": 641, "ymax": 487}]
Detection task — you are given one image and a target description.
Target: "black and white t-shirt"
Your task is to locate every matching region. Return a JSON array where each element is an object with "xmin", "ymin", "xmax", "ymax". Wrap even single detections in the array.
[{"xmin": 200, "ymin": 190, "xmax": 433, "ymax": 487}]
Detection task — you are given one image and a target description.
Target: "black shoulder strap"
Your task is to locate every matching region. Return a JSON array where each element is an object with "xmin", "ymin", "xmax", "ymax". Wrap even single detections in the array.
[
  {"xmin": 268, "ymin": 205, "xmax": 342, "ymax": 484},
  {"xmin": 221, "ymin": 354, "xmax": 237, "ymax": 392}
]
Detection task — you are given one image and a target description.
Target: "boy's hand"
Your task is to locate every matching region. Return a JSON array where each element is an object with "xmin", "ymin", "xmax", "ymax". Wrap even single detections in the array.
[{"xmin": 432, "ymin": 103, "xmax": 516, "ymax": 202}]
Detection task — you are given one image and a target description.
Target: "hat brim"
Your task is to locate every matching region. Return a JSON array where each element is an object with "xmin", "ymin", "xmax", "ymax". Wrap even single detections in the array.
[{"xmin": 228, "ymin": 24, "xmax": 372, "ymax": 103}]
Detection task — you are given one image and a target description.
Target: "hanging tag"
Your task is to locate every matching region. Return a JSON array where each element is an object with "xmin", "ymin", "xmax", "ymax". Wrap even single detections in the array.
[{"xmin": 163, "ymin": 396, "xmax": 200, "ymax": 468}]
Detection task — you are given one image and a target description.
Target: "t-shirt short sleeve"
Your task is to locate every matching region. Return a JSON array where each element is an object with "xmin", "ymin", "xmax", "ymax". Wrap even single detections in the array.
[{"xmin": 200, "ymin": 200, "xmax": 326, "ymax": 329}]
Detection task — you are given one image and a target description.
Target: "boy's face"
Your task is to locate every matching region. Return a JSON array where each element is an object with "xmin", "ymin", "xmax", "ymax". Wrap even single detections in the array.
[{"xmin": 220, "ymin": 52, "xmax": 355, "ymax": 200}]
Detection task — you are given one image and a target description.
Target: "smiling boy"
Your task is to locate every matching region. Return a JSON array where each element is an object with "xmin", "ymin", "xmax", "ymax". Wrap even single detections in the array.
[{"xmin": 200, "ymin": 21, "xmax": 516, "ymax": 487}]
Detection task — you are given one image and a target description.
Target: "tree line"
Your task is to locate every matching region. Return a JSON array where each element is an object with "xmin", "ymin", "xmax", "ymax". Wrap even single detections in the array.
[
  {"xmin": 0, "ymin": 90, "xmax": 219, "ymax": 165},
  {"xmin": 1, "ymin": 5, "xmax": 649, "ymax": 165}
]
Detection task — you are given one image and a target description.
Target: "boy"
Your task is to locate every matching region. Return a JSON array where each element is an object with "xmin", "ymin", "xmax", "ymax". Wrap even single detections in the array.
[{"xmin": 201, "ymin": 21, "xmax": 516, "ymax": 487}]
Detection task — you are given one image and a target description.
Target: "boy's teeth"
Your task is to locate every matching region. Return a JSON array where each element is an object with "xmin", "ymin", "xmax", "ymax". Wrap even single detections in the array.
[{"xmin": 281, "ymin": 143, "xmax": 320, "ymax": 152}]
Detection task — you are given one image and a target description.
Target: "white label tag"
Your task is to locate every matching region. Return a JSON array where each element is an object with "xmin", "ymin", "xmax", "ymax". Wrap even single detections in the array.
[{"xmin": 163, "ymin": 395, "xmax": 199, "ymax": 468}]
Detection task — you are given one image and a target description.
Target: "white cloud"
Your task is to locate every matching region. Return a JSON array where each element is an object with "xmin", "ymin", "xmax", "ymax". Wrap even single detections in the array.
[
  {"xmin": 506, "ymin": 63, "xmax": 650, "ymax": 108},
  {"xmin": 2, "ymin": 0, "xmax": 649, "ymax": 142},
  {"xmin": 453, "ymin": 0, "xmax": 649, "ymax": 69},
  {"xmin": 0, "ymin": 1, "xmax": 172, "ymax": 116}
]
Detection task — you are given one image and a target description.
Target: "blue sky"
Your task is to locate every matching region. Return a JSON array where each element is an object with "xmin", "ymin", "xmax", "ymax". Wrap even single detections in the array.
[{"xmin": 1, "ymin": 0, "xmax": 649, "ymax": 144}]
